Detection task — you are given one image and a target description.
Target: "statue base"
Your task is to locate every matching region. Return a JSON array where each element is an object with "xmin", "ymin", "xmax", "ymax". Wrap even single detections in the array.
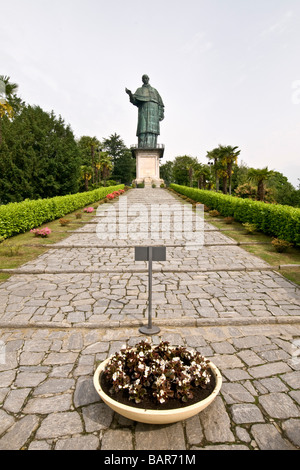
[{"xmin": 131, "ymin": 146, "xmax": 165, "ymax": 188}]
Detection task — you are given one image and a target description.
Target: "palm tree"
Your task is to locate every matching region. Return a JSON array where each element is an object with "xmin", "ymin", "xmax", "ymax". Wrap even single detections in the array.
[
  {"xmin": 206, "ymin": 148, "xmax": 221, "ymax": 191},
  {"xmin": 219, "ymin": 145, "xmax": 241, "ymax": 195},
  {"xmin": 80, "ymin": 165, "xmax": 93, "ymax": 191},
  {"xmin": 89, "ymin": 137, "xmax": 101, "ymax": 184},
  {"xmin": 207, "ymin": 145, "xmax": 240, "ymax": 194},
  {"xmin": 77, "ymin": 136, "xmax": 101, "ymax": 184},
  {"xmin": 186, "ymin": 163, "xmax": 194, "ymax": 187},
  {"xmin": 99, "ymin": 152, "xmax": 113, "ymax": 186},
  {"xmin": 0, "ymin": 75, "xmax": 21, "ymax": 145},
  {"xmin": 248, "ymin": 167, "xmax": 274, "ymax": 201},
  {"xmin": 172, "ymin": 155, "xmax": 198, "ymax": 186},
  {"xmin": 194, "ymin": 163, "xmax": 211, "ymax": 189}
]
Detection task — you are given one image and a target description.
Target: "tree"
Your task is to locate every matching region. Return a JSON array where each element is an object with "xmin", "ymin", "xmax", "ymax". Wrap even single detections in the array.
[
  {"xmin": 101, "ymin": 133, "xmax": 135, "ymax": 183},
  {"xmin": 188, "ymin": 164, "xmax": 194, "ymax": 187},
  {"xmin": 206, "ymin": 147, "xmax": 222, "ymax": 191},
  {"xmin": 194, "ymin": 163, "xmax": 212, "ymax": 189},
  {"xmin": 248, "ymin": 167, "xmax": 274, "ymax": 201},
  {"xmin": 0, "ymin": 75, "xmax": 23, "ymax": 146},
  {"xmin": 266, "ymin": 171, "xmax": 300, "ymax": 207},
  {"xmin": 102, "ymin": 133, "xmax": 127, "ymax": 163},
  {"xmin": 77, "ymin": 136, "xmax": 101, "ymax": 184},
  {"xmin": 112, "ymin": 148, "xmax": 135, "ymax": 184},
  {"xmin": 218, "ymin": 145, "xmax": 241, "ymax": 195},
  {"xmin": 0, "ymin": 104, "xmax": 81, "ymax": 202},
  {"xmin": 172, "ymin": 155, "xmax": 198, "ymax": 186},
  {"xmin": 98, "ymin": 152, "xmax": 113, "ymax": 186},
  {"xmin": 206, "ymin": 145, "xmax": 240, "ymax": 194},
  {"xmin": 160, "ymin": 161, "xmax": 174, "ymax": 186},
  {"xmin": 231, "ymin": 160, "xmax": 249, "ymax": 192},
  {"xmin": 80, "ymin": 165, "xmax": 93, "ymax": 191}
]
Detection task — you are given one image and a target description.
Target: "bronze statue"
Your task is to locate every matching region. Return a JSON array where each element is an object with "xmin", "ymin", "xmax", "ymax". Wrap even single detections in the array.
[{"xmin": 126, "ymin": 75, "xmax": 164, "ymax": 148}]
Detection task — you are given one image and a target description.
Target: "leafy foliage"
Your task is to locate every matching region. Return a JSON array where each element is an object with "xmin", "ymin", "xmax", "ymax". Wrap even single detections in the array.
[
  {"xmin": 102, "ymin": 133, "xmax": 135, "ymax": 184},
  {"xmin": 0, "ymin": 105, "xmax": 81, "ymax": 203},
  {"xmin": 247, "ymin": 167, "xmax": 274, "ymax": 201},
  {"xmin": 271, "ymin": 238, "xmax": 293, "ymax": 253},
  {"xmin": 170, "ymin": 184, "xmax": 300, "ymax": 245},
  {"xmin": 0, "ymin": 75, "xmax": 24, "ymax": 146},
  {"xmin": 163, "ymin": 151, "xmax": 300, "ymax": 207},
  {"xmin": 0, "ymin": 185, "xmax": 124, "ymax": 239},
  {"xmin": 171, "ymin": 155, "xmax": 198, "ymax": 186},
  {"xmin": 207, "ymin": 145, "xmax": 241, "ymax": 195},
  {"xmin": 77, "ymin": 133, "xmax": 135, "ymax": 187},
  {"xmin": 243, "ymin": 222, "xmax": 257, "ymax": 234}
]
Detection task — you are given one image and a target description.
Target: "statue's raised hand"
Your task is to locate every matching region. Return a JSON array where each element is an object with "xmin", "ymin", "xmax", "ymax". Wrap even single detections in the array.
[{"xmin": 125, "ymin": 88, "xmax": 132, "ymax": 97}]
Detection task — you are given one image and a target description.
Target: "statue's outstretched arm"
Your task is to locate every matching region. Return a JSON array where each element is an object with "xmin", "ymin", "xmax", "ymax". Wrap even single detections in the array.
[
  {"xmin": 125, "ymin": 88, "xmax": 132, "ymax": 97},
  {"xmin": 126, "ymin": 88, "xmax": 138, "ymax": 106}
]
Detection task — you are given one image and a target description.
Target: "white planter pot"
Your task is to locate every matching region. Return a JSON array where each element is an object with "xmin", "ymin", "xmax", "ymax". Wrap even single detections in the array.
[{"xmin": 93, "ymin": 358, "xmax": 222, "ymax": 425}]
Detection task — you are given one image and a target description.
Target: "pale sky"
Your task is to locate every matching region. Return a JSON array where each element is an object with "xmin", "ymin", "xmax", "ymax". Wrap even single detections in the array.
[{"xmin": 1, "ymin": 0, "xmax": 299, "ymax": 187}]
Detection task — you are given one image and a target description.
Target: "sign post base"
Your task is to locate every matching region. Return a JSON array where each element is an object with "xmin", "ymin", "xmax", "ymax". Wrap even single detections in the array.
[{"xmin": 139, "ymin": 325, "xmax": 160, "ymax": 335}]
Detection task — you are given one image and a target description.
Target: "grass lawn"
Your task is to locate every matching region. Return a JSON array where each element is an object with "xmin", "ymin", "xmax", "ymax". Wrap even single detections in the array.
[
  {"xmin": 0, "ymin": 203, "xmax": 102, "ymax": 283},
  {"xmin": 205, "ymin": 213, "xmax": 300, "ymax": 285},
  {"xmin": 169, "ymin": 190, "xmax": 300, "ymax": 286}
]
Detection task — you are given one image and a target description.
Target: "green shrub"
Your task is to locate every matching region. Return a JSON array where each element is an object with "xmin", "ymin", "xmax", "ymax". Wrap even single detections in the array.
[
  {"xmin": 243, "ymin": 222, "xmax": 257, "ymax": 234},
  {"xmin": 271, "ymin": 238, "xmax": 293, "ymax": 253},
  {"xmin": 0, "ymin": 185, "xmax": 124, "ymax": 239},
  {"xmin": 170, "ymin": 184, "xmax": 300, "ymax": 245},
  {"xmin": 59, "ymin": 218, "xmax": 71, "ymax": 226},
  {"xmin": 209, "ymin": 210, "xmax": 220, "ymax": 217}
]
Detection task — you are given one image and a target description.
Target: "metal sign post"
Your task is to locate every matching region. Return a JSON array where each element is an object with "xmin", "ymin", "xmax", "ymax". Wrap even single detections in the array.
[{"xmin": 135, "ymin": 246, "xmax": 166, "ymax": 335}]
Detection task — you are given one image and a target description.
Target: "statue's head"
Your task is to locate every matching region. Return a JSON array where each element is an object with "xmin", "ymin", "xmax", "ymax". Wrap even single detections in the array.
[{"xmin": 142, "ymin": 74, "xmax": 149, "ymax": 85}]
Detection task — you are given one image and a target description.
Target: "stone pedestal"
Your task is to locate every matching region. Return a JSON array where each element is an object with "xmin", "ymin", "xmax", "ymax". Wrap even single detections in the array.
[{"xmin": 131, "ymin": 146, "xmax": 165, "ymax": 187}]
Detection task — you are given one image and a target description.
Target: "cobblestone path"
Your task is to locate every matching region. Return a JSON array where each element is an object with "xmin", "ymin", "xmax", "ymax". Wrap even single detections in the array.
[{"xmin": 0, "ymin": 188, "xmax": 299, "ymax": 450}]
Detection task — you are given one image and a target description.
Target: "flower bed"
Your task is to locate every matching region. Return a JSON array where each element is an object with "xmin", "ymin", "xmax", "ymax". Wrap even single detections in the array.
[
  {"xmin": 100, "ymin": 341, "xmax": 215, "ymax": 410},
  {"xmin": 106, "ymin": 189, "xmax": 125, "ymax": 200}
]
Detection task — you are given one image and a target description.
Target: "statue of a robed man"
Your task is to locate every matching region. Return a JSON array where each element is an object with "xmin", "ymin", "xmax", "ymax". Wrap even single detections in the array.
[{"xmin": 126, "ymin": 75, "xmax": 164, "ymax": 148}]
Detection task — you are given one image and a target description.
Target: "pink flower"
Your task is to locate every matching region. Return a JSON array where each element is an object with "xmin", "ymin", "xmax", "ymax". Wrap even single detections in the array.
[
  {"xmin": 84, "ymin": 207, "xmax": 94, "ymax": 213},
  {"xmin": 30, "ymin": 227, "xmax": 51, "ymax": 238}
]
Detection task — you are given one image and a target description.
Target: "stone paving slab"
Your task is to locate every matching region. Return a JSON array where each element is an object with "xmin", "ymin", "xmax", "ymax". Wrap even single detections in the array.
[
  {"xmin": 0, "ymin": 270, "xmax": 299, "ymax": 327},
  {"xmin": 0, "ymin": 188, "xmax": 299, "ymax": 450},
  {"xmin": 0, "ymin": 323, "xmax": 299, "ymax": 450},
  {"xmin": 13, "ymin": 244, "xmax": 270, "ymax": 272}
]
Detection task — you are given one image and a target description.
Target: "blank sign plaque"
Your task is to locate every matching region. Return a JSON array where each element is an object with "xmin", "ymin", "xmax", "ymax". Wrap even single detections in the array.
[{"xmin": 134, "ymin": 246, "xmax": 166, "ymax": 262}]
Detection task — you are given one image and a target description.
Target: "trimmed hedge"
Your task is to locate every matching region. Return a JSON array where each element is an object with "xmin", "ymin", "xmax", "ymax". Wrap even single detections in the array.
[
  {"xmin": 0, "ymin": 185, "xmax": 124, "ymax": 239},
  {"xmin": 170, "ymin": 184, "xmax": 300, "ymax": 246}
]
